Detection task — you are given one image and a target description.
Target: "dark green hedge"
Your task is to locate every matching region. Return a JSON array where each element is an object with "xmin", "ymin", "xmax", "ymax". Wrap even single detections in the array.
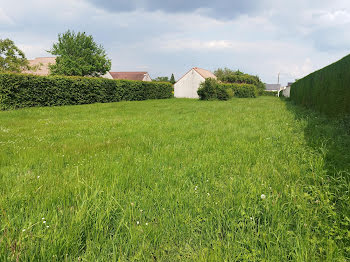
[
  {"xmin": 290, "ymin": 54, "xmax": 350, "ymax": 117},
  {"xmin": 197, "ymin": 78, "xmax": 257, "ymax": 100},
  {"xmin": 220, "ymin": 83, "xmax": 257, "ymax": 98},
  {"xmin": 261, "ymin": 90, "xmax": 278, "ymax": 96},
  {"xmin": 0, "ymin": 73, "xmax": 173, "ymax": 110}
]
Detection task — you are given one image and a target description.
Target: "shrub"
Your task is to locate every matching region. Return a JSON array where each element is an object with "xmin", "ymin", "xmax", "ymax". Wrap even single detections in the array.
[
  {"xmin": 197, "ymin": 78, "xmax": 257, "ymax": 100},
  {"xmin": 214, "ymin": 68, "xmax": 265, "ymax": 94},
  {"xmin": 220, "ymin": 83, "xmax": 257, "ymax": 98},
  {"xmin": 290, "ymin": 54, "xmax": 350, "ymax": 117},
  {"xmin": 261, "ymin": 90, "xmax": 278, "ymax": 96},
  {"xmin": 0, "ymin": 73, "xmax": 173, "ymax": 110}
]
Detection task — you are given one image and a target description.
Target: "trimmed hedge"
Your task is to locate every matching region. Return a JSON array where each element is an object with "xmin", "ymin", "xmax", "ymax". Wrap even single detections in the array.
[
  {"xmin": 197, "ymin": 78, "xmax": 257, "ymax": 100},
  {"xmin": 290, "ymin": 54, "xmax": 350, "ymax": 116},
  {"xmin": 220, "ymin": 83, "xmax": 257, "ymax": 98},
  {"xmin": 261, "ymin": 90, "xmax": 278, "ymax": 96},
  {"xmin": 0, "ymin": 73, "xmax": 173, "ymax": 110}
]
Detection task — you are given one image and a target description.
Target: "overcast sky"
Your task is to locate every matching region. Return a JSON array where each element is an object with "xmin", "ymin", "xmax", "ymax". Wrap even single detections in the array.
[{"xmin": 1, "ymin": 0, "xmax": 349, "ymax": 85}]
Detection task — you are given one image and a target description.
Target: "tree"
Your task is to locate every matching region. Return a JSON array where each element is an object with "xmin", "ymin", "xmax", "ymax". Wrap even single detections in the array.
[
  {"xmin": 0, "ymin": 38, "xmax": 30, "ymax": 73},
  {"xmin": 214, "ymin": 67, "xmax": 265, "ymax": 94},
  {"xmin": 48, "ymin": 30, "xmax": 111, "ymax": 77},
  {"xmin": 170, "ymin": 73, "xmax": 175, "ymax": 84},
  {"xmin": 153, "ymin": 76, "xmax": 169, "ymax": 82}
]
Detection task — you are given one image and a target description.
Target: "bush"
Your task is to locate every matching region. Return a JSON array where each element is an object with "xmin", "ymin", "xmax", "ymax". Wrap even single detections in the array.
[
  {"xmin": 290, "ymin": 54, "xmax": 350, "ymax": 117},
  {"xmin": 261, "ymin": 90, "xmax": 278, "ymax": 96},
  {"xmin": 0, "ymin": 73, "xmax": 173, "ymax": 110},
  {"xmin": 197, "ymin": 78, "xmax": 257, "ymax": 100},
  {"xmin": 214, "ymin": 68, "xmax": 265, "ymax": 94},
  {"xmin": 220, "ymin": 83, "xmax": 257, "ymax": 98}
]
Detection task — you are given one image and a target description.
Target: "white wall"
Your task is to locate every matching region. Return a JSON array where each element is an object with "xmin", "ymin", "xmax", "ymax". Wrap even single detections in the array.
[
  {"xmin": 174, "ymin": 69, "xmax": 205, "ymax": 98},
  {"xmin": 283, "ymin": 86, "xmax": 291, "ymax": 97},
  {"xmin": 143, "ymin": 73, "xmax": 152, "ymax": 82},
  {"xmin": 102, "ymin": 72, "xmax": 113, "ymax": 79}
]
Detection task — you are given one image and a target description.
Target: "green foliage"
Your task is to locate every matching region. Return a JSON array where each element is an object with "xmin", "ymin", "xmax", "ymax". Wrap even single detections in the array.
[
  {"xmin": 220, "ymin": 83, "xmax": 258, "ymax": 98},
  {"xmin": 170, "ymin": 73, "xmax": 176, "ymax": 84},
  {"xmin": 198, "ymin": 78, "xmax": 257, "ymax": 100},
  {"xmin": 0, "ymin": 39, "xmax": 30, "ymax": 73},
  {"xmin": 153, "ymin": 76, "xmax": 169, "ymax": 82},
  {"xmin": 261, "ymin": 90, "xmax": 278, "ymax": 96},
  {"xmin": 290, "ymin": 54, "xmax": 350, "ymax": 116},
  {"xmin": 214, "ymin": 68, "xmax": 265, "ymax": 94},
  {"xmin": 48, "ymin": 30, "xmax": 111, "ymax": 77},
  {"xmin": 0, "ymin": 73, "xmax": 173, "ymax": 110}
]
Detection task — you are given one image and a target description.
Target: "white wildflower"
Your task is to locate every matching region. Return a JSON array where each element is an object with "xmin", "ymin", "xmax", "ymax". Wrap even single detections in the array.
[
  {"xmin": 42, "ymin": 217, "xmax": 45, "ymax": 220},
  {"xmin": 43, "ymin": 220, "xmax": 46, "ymax": 224},
  {"xmin": 37, "ymin": 176, "xmax": 40, "ymax": 179},
  {"xmin": 250, "ymin": 217, "xmax": 253, "ymax": 220},
  {"xmin": 194, "ymin": 186, "xmax": 198, "ymax": 191},
  {"xmin": 136, "ymin": 221, "xmax": 140, "ymax": 225},
  {"xmin": 207, "ymin": 193, "xmax": 210, "ymax": 196},
  {"xmin": 46, "ymin": 226, "xmax": 49, "ymax": 228},
  {"xmin": 261, "ymin": 194, "xmax": 266, "ymax": 200},
  {"xmin": 22, "ymin": 229, "xmax": 26, "ymax": 232},
  {"xmin": 145, "ymin": 223, "xmax": 148, "ymax": 226}
]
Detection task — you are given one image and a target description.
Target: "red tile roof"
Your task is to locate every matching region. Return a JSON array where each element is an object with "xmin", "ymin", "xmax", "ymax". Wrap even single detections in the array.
[
  {"xmin": 109, "ymin": 72, "xmax": 149, "ymax": 81},
  {"xmin": 23, "ymin": 57, "xmax": 56, "ymax": 76}
]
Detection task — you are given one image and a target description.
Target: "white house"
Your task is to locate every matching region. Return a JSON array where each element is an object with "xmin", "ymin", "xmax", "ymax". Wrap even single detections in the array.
[{"xmin": 174, "ymin": 67, "xmax": 217, "ymax": 98}]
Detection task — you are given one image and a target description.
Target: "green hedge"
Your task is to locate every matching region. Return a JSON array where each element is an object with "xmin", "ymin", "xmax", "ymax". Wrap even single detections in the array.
[
  {"xmin": 220, "ymin": 83, "xmax": 257, "ymax": 98},
  {"xmin": 197, "ymin": 78, "xmax": 257, "ymax": 100},
  {"xmin": 0, "ymin": 73, "xmax": 173, "ymax": 110},
  {"xmin": 290, "ymin": 54, "xmax": 350, "ymax": 116},
  {"xmin": 261, "ymin": 90, "xmax": 278, "ymax": 96}
]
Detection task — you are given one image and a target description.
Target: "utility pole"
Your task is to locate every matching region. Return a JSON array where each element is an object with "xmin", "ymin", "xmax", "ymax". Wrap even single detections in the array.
[{"xmin": 277, "ymin": 72, "xmax": 280, "ymax": 84}]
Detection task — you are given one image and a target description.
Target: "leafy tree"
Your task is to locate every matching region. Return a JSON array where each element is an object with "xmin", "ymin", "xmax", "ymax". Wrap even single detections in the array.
[
  {"xmin": 214, "ymin": 67, "xmax": 265, "ymax": 94},
  {"xmin": 0, "ymin": 38, "xmax": 31, "ymax": 73},
  {"xmin": 170, "ymin": 73, "xmax": 176, "ymax": 84},
  {"xmin": 48, "ymin": 30, "xmax": 111, "ymax": 77},
  {"xmin": 153, "ymin": 76, "xmax": 169, "ymax": 82}
]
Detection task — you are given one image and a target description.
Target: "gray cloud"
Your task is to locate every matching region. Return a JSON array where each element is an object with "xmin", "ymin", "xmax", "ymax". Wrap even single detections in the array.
[{"xmin": 86, "ymin": 0, "xmax": 263, "ymax": 19}]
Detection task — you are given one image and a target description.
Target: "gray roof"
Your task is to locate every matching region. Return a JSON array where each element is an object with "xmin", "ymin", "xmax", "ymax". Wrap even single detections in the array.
[{"xmin": 265, "ymin": 84, "xmax": 281, "ymax": 91}]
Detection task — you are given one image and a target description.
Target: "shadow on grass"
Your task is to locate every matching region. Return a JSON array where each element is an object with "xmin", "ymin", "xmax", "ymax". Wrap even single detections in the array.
[{"xmin": 283, "ymin": 98, "xmax": 350, "ymax": 256}]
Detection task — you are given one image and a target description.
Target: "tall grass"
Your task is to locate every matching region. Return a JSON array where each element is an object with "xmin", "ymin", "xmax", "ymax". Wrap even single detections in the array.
[{"xmin": 0, "ymin": 97, "xmax": 349, "ymax": 261}]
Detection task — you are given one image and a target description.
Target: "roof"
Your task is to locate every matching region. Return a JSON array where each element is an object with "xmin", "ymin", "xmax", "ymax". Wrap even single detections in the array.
[
  {"xmin": 193, "ymin": 67, "xmax": 217, "ymax": 79},
  {"xmin": 23, "ymin": 57, "xmax": 56, "ymax": 76},
  {"xmin": 176, "ymin": 67, "xmax": 216, "ymax": 83},
  {"xmin": 265, "ymin": 84, "xmax": 281, "ymax": 91},
  {"xmin": 109, "ymin": 72, "xmax": 149, "ymax": 81}
]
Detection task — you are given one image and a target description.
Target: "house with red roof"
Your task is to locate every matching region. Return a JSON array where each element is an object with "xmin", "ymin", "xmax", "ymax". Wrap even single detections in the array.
[
  {"xmin": 109, "ymin": 72, "xmax": 152, "ymax": 81},
  {"xmin": 174, "ymin": 67, "xmax": 217, "ymax": 98}
]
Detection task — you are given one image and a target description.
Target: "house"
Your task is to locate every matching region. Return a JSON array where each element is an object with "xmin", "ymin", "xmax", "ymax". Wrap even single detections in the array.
[
  {"xmin": 282, "ymin": 82, "xmax": 294, "ymax": 98},
  {"xmin": 265, "ymin": 84, "xmax": 281, "ymax": 92},
  {"xmin": 109, "ymin": 72, "xmax": 152, "ymax": 81},
  {"xmin": 22, "ymin": 57, "xmax": 56, "ymax": 76},
  {"xmin": 174, "ymin": 67, "xmax": 217, "ymax": 98}
]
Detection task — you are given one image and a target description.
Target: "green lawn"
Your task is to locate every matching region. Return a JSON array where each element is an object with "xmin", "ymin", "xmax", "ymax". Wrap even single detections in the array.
[{"xmin": 0, "ymin": 97, "xmax": 349, "ymax": 261}]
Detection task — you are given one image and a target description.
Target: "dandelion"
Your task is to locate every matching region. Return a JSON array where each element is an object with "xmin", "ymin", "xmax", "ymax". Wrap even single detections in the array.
[
  {"xmin": 136, "ymin": 221, "xmax": 140, "ymax": 225},
  {"xmin": 261, "ymin": 194, "xmax": 266, "ymax": 200}
]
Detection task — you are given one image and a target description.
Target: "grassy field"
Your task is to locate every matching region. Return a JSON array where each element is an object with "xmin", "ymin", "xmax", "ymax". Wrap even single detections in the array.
[{"xmin": 0, "ymin": 97, "xmax": 349, "ymax": 261}]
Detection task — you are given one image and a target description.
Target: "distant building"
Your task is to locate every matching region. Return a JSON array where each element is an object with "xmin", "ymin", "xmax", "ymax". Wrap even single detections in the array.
[
  {"xmin": 22, "ymin": 57, "xmax": 56, "ymax": 76},
  {"xmin": 282, "ymin": 82, "xmax": 294, "ymax": 98},
  {"xmin": 109, "ymin": 72, "xmax": 152, "ymax": 81},
  {"xmin": 265, "ymin": 84, "xmax": 282, "ymax": 92},
  {"xmin": 174, "ymin": 67, "xmax": 217, "ymax": 98}
]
